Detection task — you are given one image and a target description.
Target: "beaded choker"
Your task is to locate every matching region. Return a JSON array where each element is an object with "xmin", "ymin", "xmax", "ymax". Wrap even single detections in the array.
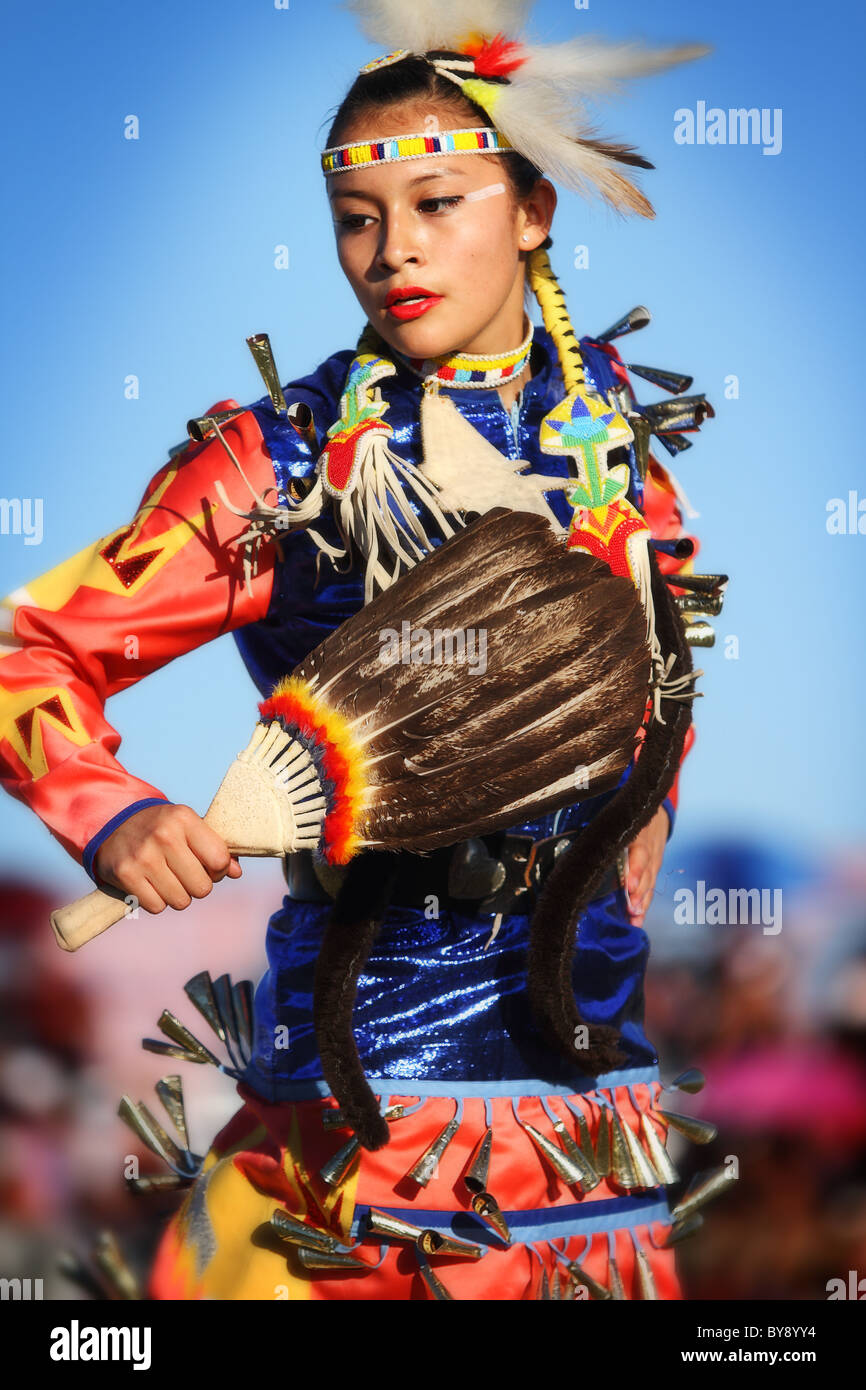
[{"xmin": 393, "ymin": 319, "xmax": 534, "ymax": 389}]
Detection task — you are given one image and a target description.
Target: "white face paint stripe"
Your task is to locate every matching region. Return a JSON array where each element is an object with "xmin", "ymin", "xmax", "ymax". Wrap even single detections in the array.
[{"xmin": 464, "ymin": 182, "xmax": 507, "ymax": 202}]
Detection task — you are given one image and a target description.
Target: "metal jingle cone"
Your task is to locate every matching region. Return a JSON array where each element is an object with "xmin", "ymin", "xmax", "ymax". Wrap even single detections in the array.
[
  {"xmin": 568, "ymin": 1260, "xmax": 612, "ymax": 1302},
  {"xmin": 608, "ymin": 1257, "xmax": 627, "ymax": 1301},
  {"xmin": 538, "ymin": 1267, "xmax": 552, "ymax": 1300},
  {"xmin": 657, "ymin": 1108, "xmax": 718, "ymax": 1145},
  {"xmin": 682, "ymin": 621, "xmax": 715, "ymax": 648},
  {"xmin": 136, "ymin": 1099, "xmax": 201, "ymax": 1175},
  {"xmin": 183, "ymin": 971, "xmax": 224, "ymax": 1043},
  {"xmin": 408, "ymin": 1110, "xmax": 462, "ymax": 1186},
  {"xmin": 551, "ymin": 1265, "xmax": 563, "ymax": 1300},
  {"xmin": 464, "ymin": 1127, "xmax": 494, "ymax": 1193},
  {"xmin": 154, "ymin": 1075, "xmax": 189, "ymax": 1151},
  {"xmin": 666, "ymin": 573, "xmax": 728, "ymax": 596},
  {"xmin": 232, "ymin": 979, "xmax": 254, "ymax": 1063},
  {"xmin": 596, "ymin": 305, "xmax": 651, "ymax": 343},
  {"xmin": 641, "ymin": 1113, "xmax": 679, "ymax": 1187},
  {"xmin": 675, "ymin": 592, "xmax": 723, "ymax": 617},
  {"xmin": 319, "ymin": 1135, "xmax": 361, "ymax": 1188},
  {"xmin": 652, "ymin": 430, "xmax": 693, "ymax": 457},
  {"xmin": 57, "ymin": 1249, "xmax": 109, "ymax": 1301},
  {"xmin": 662, "ymin": 1213, "xmax": 704, "ymax": 1247},
  {"xmin": 524, "ymin": 1123, "xmax": 588, "ymax": 1189},
  {"xmin": 212, "ymin": 973, "xmax": 244, "ymax": 1072},
  {"xmin": 573, "ymin": 1110, "xmax": 602, "ymax": 1189},
  {"xmin": 629, "ymin": 412, "xmax": 652, "ymax": 481},
  {"xmin": 127, "ymin": 1173, "xmax": 190, "ymax": 1195},
  {"xmin": 187, "ymin": 406, "xmax": 248, "ymax": 443},
  {"xmin": 608, "ymin": 384, "xmax": 634, "ymax": 418},
  {"xmin": 118, "ymin": 1096, "xmax": 192, "ymax": 1177},
  {"xmin": 156, "ymin": 1010, "xmax": 222, "ymax": 1068},
  {"xmin": 323, "ymin": 1101, "xmax": 405, "ymax": 1133},
  {"xmin": 417, "ymin": 1258, "xmax": 454, "ymax": 1301},
  {"xmin": 270, "ymin": 1209, "xmax": 347, "ymax": 1254},
  {"xmin": 470, "ymin": 1191, "xmax": 512, "ymax": 1245},
  {"xmin": 366, "ymin": 1208, "xmax": 425, "ymax": 1243},
  {"xmin": 666, "ymin": 1067, "xmax": 707, "ymax": 1095},
  {"xmin": 246, "ymin": 332, "xmax": 288, "ymax": 417},
  {"xmin": 625, "ymin": 363, "xmax": 693, "ymax": 396},
  {"xmin": 609, "ymin": 1110, "xmax": 641, "ymax": 1189},
  {"xmin": 141, "ymin": 1038, "xmax": 204, "ymax": 1066},
  {"xmin": 551, "ymin": 1117, "xmax": 601, "ymax": 1192},
  {"xmin": 92, "ymin": 1231, "xmax": 141, "ymax": 1301},
  {"xmin": 417, "ymin": 1230, "xmax": 483, "ymax": 1260},
  {"xmin": 634, "ymin": 1246, "xmax": 659, "ymax": 1300},
  {"xmin": 622, "ymin": 1117, "xmax": 661, "ymax": 1190},
  {"xmin": 287, "ymin": 401, "xmax": 318, "ymax": 450},
  {"xmin": 641, "ymin": 395, "xmax": 714, "ymax": 432},
  {"xmin": 594, "ymin": 1106, "xmax": 612, "ymax": 1177},
  {"xmin": 296, "ymin": 1247, "xmax": 368, "ymax": 1271},
  {"xmin": 671, "ymin": 1166, "xmax": 736, "ymax": 1223},
  {"xmin": 652, "ymin": 536, "xmax": 696, "ymax": 561}
]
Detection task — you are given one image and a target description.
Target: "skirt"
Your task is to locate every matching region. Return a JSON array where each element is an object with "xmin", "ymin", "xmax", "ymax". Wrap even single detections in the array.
[{"xmin": 148, "ymin": 1073, "xmax": 682, "ymax": 1301}]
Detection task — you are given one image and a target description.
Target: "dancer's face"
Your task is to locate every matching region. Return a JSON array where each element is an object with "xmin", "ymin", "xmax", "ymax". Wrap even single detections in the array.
[{"xmin": 327, "ymin": 100, "xmax": 556, "ymax": 359}]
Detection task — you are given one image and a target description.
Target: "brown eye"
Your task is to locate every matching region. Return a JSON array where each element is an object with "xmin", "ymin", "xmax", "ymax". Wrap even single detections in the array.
[{"xmin": 418, "ymin": 195, "xmax": 463, "ymax": 214}]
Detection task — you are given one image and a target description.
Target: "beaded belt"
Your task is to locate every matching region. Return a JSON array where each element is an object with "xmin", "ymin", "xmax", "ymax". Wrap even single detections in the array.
[{"xmin": 283, "ymin": 832, "xmax": 624, "ymax": 913}]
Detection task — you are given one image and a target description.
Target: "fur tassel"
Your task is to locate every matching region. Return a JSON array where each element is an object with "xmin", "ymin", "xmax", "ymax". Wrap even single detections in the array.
[
  {"xmin": 526, "ymin": 548, "xmax": 693, "ymax": 1069},
  {"xmin": 313, "ymin": 850, "xmax": 402, "ymax": 1149}
]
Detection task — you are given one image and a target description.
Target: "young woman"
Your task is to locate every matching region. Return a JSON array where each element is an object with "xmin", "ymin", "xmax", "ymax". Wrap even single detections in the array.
[{"xmin": 0, "ymin": 9, "xmax": 719, "ymax": 1300}]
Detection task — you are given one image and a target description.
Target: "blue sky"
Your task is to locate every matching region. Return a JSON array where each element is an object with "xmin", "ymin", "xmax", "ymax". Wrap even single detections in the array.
[{"xmin": 1, "ymin": 0, "xmax": 864, "ymax": 881}]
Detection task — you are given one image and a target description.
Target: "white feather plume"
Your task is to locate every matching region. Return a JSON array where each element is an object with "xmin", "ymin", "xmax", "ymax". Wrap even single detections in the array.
[
  {"xmin": 485, "ymin": 79, "xmax": 655, "ymax": 216},
  {"xmin": 339, "ymin": 0, "xmax": 710, "ymax": 215},
  {"xmin": 342, "ymin": 0, "xmax": 533, "ymax": 54},
  {"xmin": 519, "ymin": 38, "xmax": 711, "ymax": 92}
]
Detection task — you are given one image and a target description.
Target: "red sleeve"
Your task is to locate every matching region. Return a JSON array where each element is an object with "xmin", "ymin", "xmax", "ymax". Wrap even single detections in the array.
[{"xmin": 0, "ymin": 402, "xmax": 278, "ymax": 868}]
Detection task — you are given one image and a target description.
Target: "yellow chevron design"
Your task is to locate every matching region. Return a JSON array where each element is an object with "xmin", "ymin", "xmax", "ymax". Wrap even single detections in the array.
[
  {"xmin": 7, "ymin": 468, "xmax": 215, "ymax": 613},
  {"xmin": 0, "ymin": 684, "xmax": 91, "ymax": 781}
]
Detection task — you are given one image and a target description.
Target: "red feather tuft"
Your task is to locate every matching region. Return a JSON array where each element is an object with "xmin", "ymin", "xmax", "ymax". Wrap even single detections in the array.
[{"xmin": 461, "ymin": 32, "xmax": 527, "ymax": 77}]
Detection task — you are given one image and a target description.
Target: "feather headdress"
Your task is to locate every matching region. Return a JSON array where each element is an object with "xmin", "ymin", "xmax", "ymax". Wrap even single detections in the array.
[{"xmin": 342, "ymin": 0, "xmax": 709, "ymax": 216}]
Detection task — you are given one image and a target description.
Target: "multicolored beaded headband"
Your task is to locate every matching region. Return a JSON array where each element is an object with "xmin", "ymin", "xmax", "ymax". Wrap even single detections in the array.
[{"xmin": 321, "ymin": 126, "xmax": 514, "ymax": 175}]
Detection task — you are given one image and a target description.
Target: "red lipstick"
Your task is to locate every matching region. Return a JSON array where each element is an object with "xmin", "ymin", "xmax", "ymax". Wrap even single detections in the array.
[{"xmin": 384, "ymin": 285, "xmax": 443, "ymax": 320}]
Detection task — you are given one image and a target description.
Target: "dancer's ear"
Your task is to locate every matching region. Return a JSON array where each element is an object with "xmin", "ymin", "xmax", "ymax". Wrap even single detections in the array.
[{"xmin": 517, "ymin": 177, "xmax": 556, "ymax": 253}]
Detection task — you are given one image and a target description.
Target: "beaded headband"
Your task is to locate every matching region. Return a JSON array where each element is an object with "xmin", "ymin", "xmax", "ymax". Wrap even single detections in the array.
[
  {"xmin": 321, "ymin": 126, "xmax": 514, "ymax": 175},
  {"xmin": 321, "ymin": 16, "xmax": 707, "ymax": 214}
]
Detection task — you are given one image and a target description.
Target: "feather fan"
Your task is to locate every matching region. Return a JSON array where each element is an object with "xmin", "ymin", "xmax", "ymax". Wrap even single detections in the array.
[{"xmin": 290, "ymin": 506, "xmax": 651, "ymax": 857}]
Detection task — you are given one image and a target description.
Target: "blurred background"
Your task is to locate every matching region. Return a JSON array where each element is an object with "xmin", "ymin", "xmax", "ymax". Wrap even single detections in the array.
[{"xmin": 0, "ymin": 0, "xmax": 864, "ymax": 1300}]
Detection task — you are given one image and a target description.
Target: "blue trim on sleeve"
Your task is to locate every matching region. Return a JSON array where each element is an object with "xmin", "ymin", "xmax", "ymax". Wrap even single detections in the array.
[
  {"xmin": 82, "ymin": 798, "xmax": 173, "ymax": 884},
  {"xmin": 662, "ymin": 797, "xmax": 676, "ymax": 841}
]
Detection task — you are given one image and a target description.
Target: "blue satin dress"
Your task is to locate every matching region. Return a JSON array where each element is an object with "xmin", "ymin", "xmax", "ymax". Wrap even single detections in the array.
[{"xmin": 194, "ymin": 324, "xmax": 683, "ymax": 1294}]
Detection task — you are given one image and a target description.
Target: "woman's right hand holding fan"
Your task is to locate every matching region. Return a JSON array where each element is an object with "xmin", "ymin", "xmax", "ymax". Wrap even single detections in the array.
[{"xmin": 93, "ymin": 803, "xmax": 242, "ymax": 914}]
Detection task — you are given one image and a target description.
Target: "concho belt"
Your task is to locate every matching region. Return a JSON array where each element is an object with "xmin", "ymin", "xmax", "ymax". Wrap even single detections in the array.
[{"xmin": 283, "ymin": 831, "xmax": 624, "ymax": 915}]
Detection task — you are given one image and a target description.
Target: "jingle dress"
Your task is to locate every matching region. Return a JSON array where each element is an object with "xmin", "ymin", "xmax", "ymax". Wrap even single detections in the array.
[{"xmin": 0, "ymin": 321, "xmax": 700, "ymax": 1301}]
